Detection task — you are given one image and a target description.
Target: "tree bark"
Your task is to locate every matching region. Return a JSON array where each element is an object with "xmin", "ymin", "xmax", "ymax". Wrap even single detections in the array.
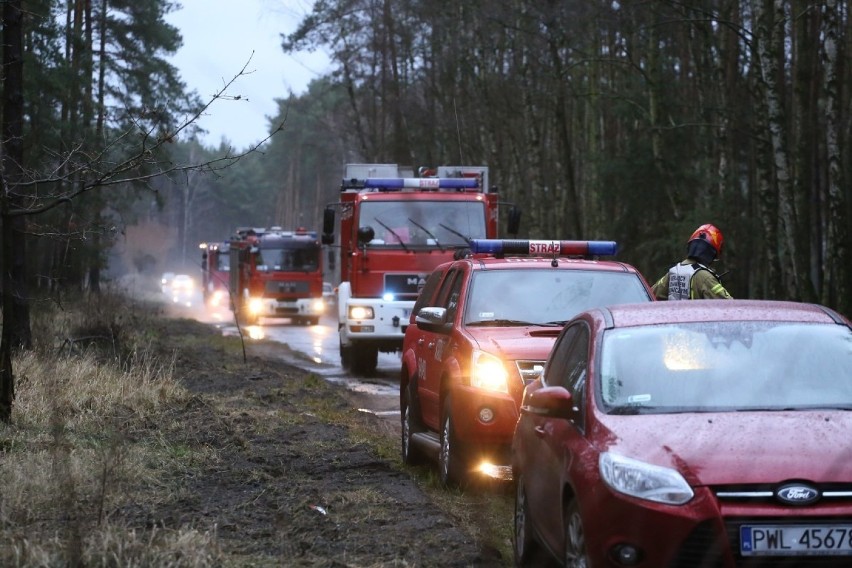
[{"xmin": 1, "ymin": 0, "xmax": 29, "ymax": 423}]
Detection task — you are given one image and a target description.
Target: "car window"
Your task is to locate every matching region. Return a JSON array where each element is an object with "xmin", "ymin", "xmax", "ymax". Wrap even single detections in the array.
[
  {"xmin": 434, "ymin": 269, "xmax": 461, "ymax": 310},
  {"xmin": 544, "ymin": 325, "xmax": 580, "ymax": 388},
  {"xmin": 443, "ymin": 272, "xmax": 465, "ymax": 323},
  {"xmin": 412, "ymin": 268, "xmax": 445, "ymax": 316},
  {"xmin": 598, "ymin": 321, "xmax": 852, "ymax": 414},
  {"xmin": 464, "ymin": 269, "xmax": 649, "ymax": 326},
  {"xmin": 544, "ymin": 323, "xmax": 589, "ymax": 428}
]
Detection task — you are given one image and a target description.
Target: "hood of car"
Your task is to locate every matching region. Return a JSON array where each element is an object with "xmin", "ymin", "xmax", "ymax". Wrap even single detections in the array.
[
  {"xmin": 595, "ymin": 411, "xmax": 852, "ymax": 485},
  {"xmin": 467, "ymin": 327, "xmax": 559, "ymax": 360}
]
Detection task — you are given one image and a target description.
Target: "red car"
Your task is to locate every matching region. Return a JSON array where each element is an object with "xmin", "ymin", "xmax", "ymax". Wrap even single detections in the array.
[
  {"xmin": 512, "ymin": 300, "xmax": 852, "ymax": 567},
  {"xmin": 399, "ymin": 239, "xmax": 654, "ymax": 487}
]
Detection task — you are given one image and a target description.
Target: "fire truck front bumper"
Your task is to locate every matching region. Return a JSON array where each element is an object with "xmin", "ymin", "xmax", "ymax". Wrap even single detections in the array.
[
  {"xmin": 343, "ymin": 300, "xmax": 412, "ymax": 342},
  {"xmin": 252, "ymin": 297, "xmax": 325, "ymax": 318}
]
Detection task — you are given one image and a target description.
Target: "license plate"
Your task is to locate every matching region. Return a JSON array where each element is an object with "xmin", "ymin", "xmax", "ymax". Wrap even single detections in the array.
[{"xmin": 740, "ymin": 524, "xmax": 852, "ymax": 556}]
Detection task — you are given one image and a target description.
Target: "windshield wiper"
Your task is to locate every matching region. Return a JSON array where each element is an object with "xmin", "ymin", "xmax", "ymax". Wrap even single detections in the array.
[
  {"xmin": 408, "ymin": 218, "xmax": 445, "ymax": 251},
  {"xmin": 438, "ymin": 223, "xmax": 471, "ymax": 245},
  {"xmin": 467, "ymin": 319, "xmax": 535, "ymax": 327},
  {"xmin": 607, "ymin": 405, "xmax": 655, "ymax": 415},
  {"xmin": 372, "ymin": 218, "xmax": 409, "ymax": 251}
]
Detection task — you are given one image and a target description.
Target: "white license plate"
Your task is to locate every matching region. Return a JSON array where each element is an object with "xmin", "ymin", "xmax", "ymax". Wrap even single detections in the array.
[{"xmin": 740, "ymin": 524, "xmax": 852, "ymax": 556}]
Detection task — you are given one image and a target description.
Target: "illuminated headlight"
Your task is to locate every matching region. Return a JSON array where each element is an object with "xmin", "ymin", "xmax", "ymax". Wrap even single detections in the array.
[
  {"xmin": 599, "ymin": 452, "xmax": 694, "ymax": 505},
  {"xmin": 210, "ymin": 290, "xmax": 224, "ymax": 307},
  {"xmin": 248, "ymin": 298, "xmax": 264, "ymax": 315},
  {"xmin": 382, "ymin": 292, "xmax": 395, "ymax": 302},
  {"xmin": 312, "ymin": 299, "xmax": 324, "ymax": 312},
  {"xmin": 349, "ymin": 306, "xmax": 374, "ymax": 320},
  {"xmin": 470, "ymin": 351, "xmax": 509, "ymax": 393}
]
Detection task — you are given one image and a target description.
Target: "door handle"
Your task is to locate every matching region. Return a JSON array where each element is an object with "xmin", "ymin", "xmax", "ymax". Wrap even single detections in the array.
[{"xmin": 534, "ymin": 426, "xmax": 546, "ymax": 438}]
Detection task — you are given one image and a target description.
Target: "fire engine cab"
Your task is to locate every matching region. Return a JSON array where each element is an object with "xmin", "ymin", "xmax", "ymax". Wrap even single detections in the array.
[
  {"xmin": 322, "ymin": 164, "xmax": 521, "ymax": 375},
  {"xmin": 228, "ymin": 226, "xmax": 324, "ymax": 325},
  {"xmin": 399, "ymin": 239, "xmax": 655, "ymax": 487}
]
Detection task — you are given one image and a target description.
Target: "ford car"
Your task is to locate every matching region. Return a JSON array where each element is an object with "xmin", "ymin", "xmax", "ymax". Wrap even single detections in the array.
[{"xmin": 512, "ymin": 300, "xmax": 852, "ymax": 567}]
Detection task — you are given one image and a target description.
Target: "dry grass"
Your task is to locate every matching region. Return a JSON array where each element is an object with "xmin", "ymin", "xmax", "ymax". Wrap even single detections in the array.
[{"xmin": 0, "ymin": 292, "xmax": 220, "ymax": 567}]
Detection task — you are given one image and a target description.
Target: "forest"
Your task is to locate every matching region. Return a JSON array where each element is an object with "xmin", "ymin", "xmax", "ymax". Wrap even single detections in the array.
[{"xmin": 1, "ymin": 0, "xmax": 850, "ymax": 324}]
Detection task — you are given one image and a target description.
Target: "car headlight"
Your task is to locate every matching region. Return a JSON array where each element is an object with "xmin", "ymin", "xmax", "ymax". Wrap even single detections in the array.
[
  {"xmin": 312, "ymin": 299, "xmax": 324, "ymax": 312},
  {"xmin": 599, "ymin": 452, "xmax": 694, "ymax": 505},
  {"xmin": 470, "ymin": 351, "xmax": 509, "ymax": 393},
  {"xmin": 349, "ymin": 306, "xmax": 374, "ymax": 320},
  {"xmin": 248, "ymin": 298, "xmax": 264, "ymax": 314}
]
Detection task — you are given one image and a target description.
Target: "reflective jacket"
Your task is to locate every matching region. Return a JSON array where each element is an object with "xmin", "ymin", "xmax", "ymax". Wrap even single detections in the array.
[{"xmin": 651, "ymin": 259, "xmax": 733, "ymax": 300}]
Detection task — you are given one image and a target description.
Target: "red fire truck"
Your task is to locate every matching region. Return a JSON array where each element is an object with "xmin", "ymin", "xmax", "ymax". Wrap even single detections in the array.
[
  {"xmin": 200, "ymin": 241, "xmax": 230, "ymax": 311},
  {"xmin": 321, "ymin": 164, "xmax": 520, "ymax": 375},
  {"xmin": 228, "ymin": 226, "xmax": 325, "ymax": 325}
]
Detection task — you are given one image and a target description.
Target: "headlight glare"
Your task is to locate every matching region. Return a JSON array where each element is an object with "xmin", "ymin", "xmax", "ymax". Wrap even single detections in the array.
[
  {"xmin": 599, "ymin": 452, "xmax": 694, "ymax": 505},
  {"xmin": 349, "ymin": 306, "xmax": 374, "ymax": 320},
  {"xmin": 248, "ymin": 298, "xmax": 264, "ymax": 314},
  {"xmin": 470, "ymin": 351, "xmax": 509, "ymax": 393}
]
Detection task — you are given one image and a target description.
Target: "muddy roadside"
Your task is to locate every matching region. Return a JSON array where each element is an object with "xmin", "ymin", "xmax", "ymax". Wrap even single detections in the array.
[{"xmin": 153, "ymin": 311, "xmax": 513, "ymax": 566}]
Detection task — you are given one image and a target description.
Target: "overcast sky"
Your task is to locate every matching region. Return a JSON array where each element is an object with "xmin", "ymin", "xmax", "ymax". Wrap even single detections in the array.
[{"xmin": 165, "ymin": 0, "xmax": 330, "ymax": 149}]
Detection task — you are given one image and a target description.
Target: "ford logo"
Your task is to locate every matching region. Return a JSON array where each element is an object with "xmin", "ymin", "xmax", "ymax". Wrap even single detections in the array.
[{"xmin": 776, "ymin": 483, "xmax": 820, "ymax": 506}]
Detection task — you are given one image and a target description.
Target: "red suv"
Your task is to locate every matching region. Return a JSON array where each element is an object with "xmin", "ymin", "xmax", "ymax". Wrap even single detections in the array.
[{"xmin": 399, "ymin": 239, "xmax": 654, "ymax": 486}]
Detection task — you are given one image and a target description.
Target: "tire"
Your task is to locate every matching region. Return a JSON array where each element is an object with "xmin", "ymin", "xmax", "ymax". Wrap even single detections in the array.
[
  {"xmin": 340, "ymin": 341, "xmax": 353, "ymax": 370},
  {"xmin": 351, "ymin": 345, "xmax": 378, "ymax": 376},
  {"xmin": 563, "ymin": 499, "xmax": 589, "ymax": 568},
  {"xmin": 438, "ymin": 395, "xmax": 467, "ymax": 488},
  {"xmin": 401, "ymin": 383, "xmax": 424, "ymax": 465},
  {"xmin": 514, "ymin": 473, "xmax": 541, "ymax": 566}
]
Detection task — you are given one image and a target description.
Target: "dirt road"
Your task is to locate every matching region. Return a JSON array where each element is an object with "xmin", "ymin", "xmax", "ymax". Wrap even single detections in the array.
[{"xmin": 157, "ymin": 311, "xmax": 511, "ymax": 566}]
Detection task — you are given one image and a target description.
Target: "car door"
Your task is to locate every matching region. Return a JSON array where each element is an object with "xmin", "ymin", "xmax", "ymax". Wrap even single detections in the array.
[
  {"xmin": 417, "ymin": 267, "xmax": 463, "ymax": 430},
  {"xmin": 525, "ymin": 322, "xmax": 590, "ymax": 551}
]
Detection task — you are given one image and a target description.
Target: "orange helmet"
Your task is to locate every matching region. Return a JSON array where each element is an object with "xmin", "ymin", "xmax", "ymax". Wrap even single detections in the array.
[{"xmin": 688, "ymin": 224, "xmax": 724, "ymax": 257}]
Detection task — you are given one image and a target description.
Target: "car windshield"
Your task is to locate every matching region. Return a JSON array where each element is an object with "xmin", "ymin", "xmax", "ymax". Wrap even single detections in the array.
[
  {"xmin": 464, "ymin": 269, "xmax": 650, "ymax": 326},
  {"xmin": 359, "ymin": 200, "xmax": 486, "ymax": 247},
  {"xmin": 599, "ymin": 322, "xmax": 852, "ymax": 414},
  {"xmin": 255, "ymin": 242, "xmax": 320, "ymax": 272}
]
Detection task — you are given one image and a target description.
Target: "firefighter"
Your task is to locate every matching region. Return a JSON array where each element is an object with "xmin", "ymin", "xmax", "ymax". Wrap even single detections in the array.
[{"xmin": 652, "ymin": 223, "xmax": 733, "ymax": 300}]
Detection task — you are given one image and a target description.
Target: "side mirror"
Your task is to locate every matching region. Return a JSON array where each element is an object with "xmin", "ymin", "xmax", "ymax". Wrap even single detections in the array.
[
  {"xmin": 521, "ymin": 386, "xmax": 573, "ymax": 419},
  {"xmin": 415, "ymin": 306, "xmax": 452, "ymax": 334},
  {"xmin": 322, "ymin": 207, "xmax": 335, "ymax": 245},
  {"xmin": 507, "ymin": 206, "xmax": 522, "ymax": 236},
  {"xmin": 357, "ymin": 226, "xmax": 375, "ymax": 245}
]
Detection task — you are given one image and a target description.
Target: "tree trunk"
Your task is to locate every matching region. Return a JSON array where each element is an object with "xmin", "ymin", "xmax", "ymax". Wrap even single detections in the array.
[
  {"xmin": 1, "ymin": 0, "xmax": 29, "ymax": 423},
  {"xmin": 821, "ymin": 0, "xmax": 849, "ymax": 314}
]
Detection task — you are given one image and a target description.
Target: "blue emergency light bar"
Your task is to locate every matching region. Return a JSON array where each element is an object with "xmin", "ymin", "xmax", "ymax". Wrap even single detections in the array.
[
  {"xmin": 355, "ymin": 177, "xmax": 480, "ymax": 190},
  {"xmin": 469, "ymin": 239, "xmax": 618, "ymax": 256}
]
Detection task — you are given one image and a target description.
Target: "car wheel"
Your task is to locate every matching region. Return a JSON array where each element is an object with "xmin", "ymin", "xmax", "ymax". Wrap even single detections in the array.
[
  {"xmin": 438, "ymin": 395, "xmax": 467, "ymax": 487},
  {"xmin": 401, "ymin": 384, "xmax": 424, "ymax": 465},
  {"xmin": 563, "ymin": 499, "xmax": 589, "ymax": 568},
  {"xmin": 514, "ymin": 473, "xmax": 541, "ymax": 566}
]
